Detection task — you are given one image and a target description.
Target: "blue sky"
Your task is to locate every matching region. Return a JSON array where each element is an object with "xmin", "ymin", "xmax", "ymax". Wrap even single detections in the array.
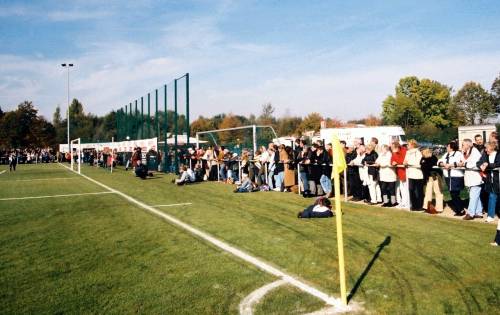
[{"xmin": 1, "ymin": 0, "xmax": 499, "ymax": 121}]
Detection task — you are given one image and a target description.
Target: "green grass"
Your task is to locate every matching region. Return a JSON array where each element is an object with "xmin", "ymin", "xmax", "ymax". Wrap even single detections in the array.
[{"xmin": 1, "ymin": 163, "xmax": 499, "ymax": 314}]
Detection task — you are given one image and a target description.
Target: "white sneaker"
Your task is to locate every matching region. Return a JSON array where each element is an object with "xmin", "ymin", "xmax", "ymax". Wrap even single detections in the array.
[
  {"xmin": 273, "ymin": 188, "xmax": 281, "ymax": 192},
  {"xmin": 486, "ymin": 217, "xmax": 495, "ymax": 223}
]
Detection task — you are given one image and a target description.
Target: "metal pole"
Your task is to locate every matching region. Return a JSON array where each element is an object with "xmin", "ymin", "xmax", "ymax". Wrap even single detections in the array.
[
  {"xmin": 78, "ymin": 139, "xmax": 81, "ymax": 174},
  {"xmin": 67, "ymin": 66, "xmax": 70, "ymax": 155},
  {"xmin": 129, "ymin": 102, "xmax": 132, "ymax": 139},
  {"xmin": 252, "ymin": 124, "xmax": 257, "ymax": 153},
  {"xmin": 344, "ymin": 168, "xmax": 348, "ymax": 202},
  {"xmin": 147, "ymin": 92, "xmax": 151, "ymax": 139},
  {"xmin": 135, "ymin": 100, "xmax": 138, "ymax": 140},
  {"xmin": 265, "ymin": 163, "xmax": 268, "ymax": 184},
  {"xmin": 164, "ymin": 84, "xmax": 168, "ymax": 173},
  {"xmin": 141, "ymin": 97, "xmax": 144, "ymax": 139},
  {"xmin": 186, "ymin": 73, "xmax": 190, "ymax": 146},
  {"xmin": 155, "ymin": 89, "xmax": 159, "ymax": 139},
  {"xmin": 297, "ymin": 163, "xmax": 301, "ymax": 195},
  {"xmin": 174, "ymin": 79, "xmax": 178, "ymax": 172}
]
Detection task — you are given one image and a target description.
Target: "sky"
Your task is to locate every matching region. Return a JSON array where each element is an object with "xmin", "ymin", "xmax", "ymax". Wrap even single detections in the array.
[{"xmin": 0, "ymin": 0, "xmax": 499, "ymax": 121}]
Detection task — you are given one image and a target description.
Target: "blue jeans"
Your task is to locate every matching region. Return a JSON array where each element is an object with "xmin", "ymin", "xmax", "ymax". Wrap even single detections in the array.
[
  {"xmin": 300, "ymin": 172, "xmax": 309, "ymax": 191},
  {"xmin": 488, "ymin": 191, "xmax": 497, "ymax": 219},
  {"xmin": 320, "ymin": 174, "xmax": 332, "ymax": 194},
  {"xmin": 467, "ymin": 186, "xmax": 483, "ymax": 216},
  {"xmin": 267, "ymin": 169, "xmax": 275, "ymax": 189},
  {"xmin": 219, "ymin": 164, "xmax": 227, "ymax": 181},
  {"xmin": 275, "ymin": 171, "xmax": 284, "ymax": 191}
]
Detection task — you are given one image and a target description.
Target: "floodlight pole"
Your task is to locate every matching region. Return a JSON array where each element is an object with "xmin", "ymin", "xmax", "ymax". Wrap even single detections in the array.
[{"xmin": 61, "ymin": 63, "xmax": 74, "ymax": 155}]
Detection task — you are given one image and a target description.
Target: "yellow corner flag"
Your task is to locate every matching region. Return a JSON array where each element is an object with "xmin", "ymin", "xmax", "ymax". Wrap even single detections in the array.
[{"xmin": 331, "ymin": 135, "xmax": 348, "ymax": 306}]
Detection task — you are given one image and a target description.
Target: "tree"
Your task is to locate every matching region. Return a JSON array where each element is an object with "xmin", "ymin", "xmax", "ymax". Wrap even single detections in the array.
[
  {"xmin": 257, "ymin": 103, "xmax": 276, "ymax": 126},
  {"xmin": 218, "ymin": 114, "xmax": 243, "ymax": 144},
  {"xmin": 296, "ymin": 112, "xmax": 322, "ymax": 134},
  {"xmin": 190, "ymin": 116, "xmax": 212, "ymax": 134},
  {"xmin": 382, "ymin": 76, "xmax": 452, "ymax": 128},
  {"xmin": 491, "ymin": 73, "xmax": 500, "ymax": 112},
  {"xmin": 453, "ymin": 82, "xmax": 495, "ymax": 125},
  {"xmin": 276, "ymin": 116, "xmax": 302, "ymax": 136}
]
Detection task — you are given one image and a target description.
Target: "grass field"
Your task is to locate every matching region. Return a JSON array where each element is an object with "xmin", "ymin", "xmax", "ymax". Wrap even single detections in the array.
[{"xmin": 1, "ymin": 163, "xmax": 499, "ymax": 314}]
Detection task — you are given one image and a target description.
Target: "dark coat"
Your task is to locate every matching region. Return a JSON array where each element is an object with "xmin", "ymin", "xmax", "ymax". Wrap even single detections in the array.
[
  {"xmin": 362, "ymin": 151, "xmax": 379, "ymax": 178},
  {"xmin": 477, "ymin": 152, "xmax": 500, "ymax": 193},
  {"xmin": 420, "ymin": 155, "xmax": 440, "ymax": 182}
]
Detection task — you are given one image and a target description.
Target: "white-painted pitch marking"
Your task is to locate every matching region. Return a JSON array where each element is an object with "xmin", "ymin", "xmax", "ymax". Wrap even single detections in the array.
[
  {"xmin": 0, "ymin": 177, "xmax": 79, "ymax": 182},
  {"xmin": 151, "ymin": 202, "xmax": 193, "ymax": 207},
  {"xmin": 239, "ymin": 280, "xmax": 287, "ymax": 315},
  {"xmin": 0, "ymin": 170, "xmax": 6, "ymax": 175},
  {"xmin": 0, "ymin": 191, "xmax": 114, "ymax": 201},
  {"xmin": 57, "ymin": 163, "xmax": 350, "ymax": 310}
]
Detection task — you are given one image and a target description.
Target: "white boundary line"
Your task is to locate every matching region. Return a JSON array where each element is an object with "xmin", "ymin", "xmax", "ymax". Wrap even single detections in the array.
[
  {"xmin": 0, "ymin": 191, "xmax": 114, "ymax": 201},
  {"xmin": 239, "ymin": 280, "xmax": 287, "ymax": 315},
  {"xmin": 0, "ymin": 170, "xmax": 6, "ymax": 175},
  {"xmin": 0, "ymin": 177, "xmax": 79, "ymax": 182},
  {"xmin": 151, "ymin": 203, "xmax": 193, "ymax": 207},
  {"xmin": 57, "ymin": 163, "xmax": 349, "ymax": 310}
]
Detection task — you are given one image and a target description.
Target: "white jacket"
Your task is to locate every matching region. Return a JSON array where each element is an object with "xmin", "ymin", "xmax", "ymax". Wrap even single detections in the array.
[
  {"xmin": 404, "ymin": 148, "xmax": 423, "ymax": 179},
  {"xmin": 462, "ymin": 147, "xmax": 483, "ymax": 187},
  {"xmin": 376, "ymin": 151, "xmax": 397, "ymax": 182},
  {"xmin": 437, "ymin": 151, "xmax": 464, "ymax": 178}
]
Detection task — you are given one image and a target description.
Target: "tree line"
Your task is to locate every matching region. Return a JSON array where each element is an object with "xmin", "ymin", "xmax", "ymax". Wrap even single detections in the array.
[{"xmin": 1, "ymin": 73, "xmax": 498, "ymax": 150}]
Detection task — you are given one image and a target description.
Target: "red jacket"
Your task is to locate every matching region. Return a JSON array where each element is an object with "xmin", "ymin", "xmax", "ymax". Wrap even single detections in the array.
[{"xmin": 391, "ymin": 147, "xmax": 407, "ymax": 181}]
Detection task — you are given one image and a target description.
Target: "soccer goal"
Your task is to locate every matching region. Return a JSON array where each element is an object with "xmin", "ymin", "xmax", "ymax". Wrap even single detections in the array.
[
  {"xmin": 195, "ymin": 125, "xmax": 278, "ymax": 153},
  {"xmin": 70, "ymin": 138, "xmax": 81, "ymax": 174}
]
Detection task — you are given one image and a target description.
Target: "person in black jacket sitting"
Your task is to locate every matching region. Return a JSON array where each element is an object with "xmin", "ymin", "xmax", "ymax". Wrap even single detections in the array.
[
  {"xmin": 135, "ymin": 160, "xmax": 149, "ymax": 179},
  {"xmin": 297, "ymin": 196, "xmax": 334, "ymax": 218}
]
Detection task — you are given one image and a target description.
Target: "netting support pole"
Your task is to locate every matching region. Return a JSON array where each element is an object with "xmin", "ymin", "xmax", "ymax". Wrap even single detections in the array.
[
  {"xmin": 155, "ymin": 89, "xmax": 159, "ymax": 139},
  {"xmin": 141, "ymin": 97, "xmax": 144, "ymax": 140},
  {"xmin": 163, "ymin": 84, "xmax": 168, "ymax": 173},
  {"xmin": 147, "ymin": 93, "xmax": 151, "ymax": 139},
  {"xmin": 174, "ymin": 79, "xmax": 179, "ymax": 174},
  {"xmin": 252, "ymin": 124, "xmax": 257, "ymax": 153},
  {"xmin": 129, "ymin": 103, "xmax": 132, "ymax": 139},
  {"xmin": 196, "ymin": 133, "xmax": 200, "ymax": 149},
  {"xmin": 186, "ymin": 73, "xmax": 190, "ymax": 147},
  {"xmin": 134, "ymin": 100, "xmax": 138, "ymax": 140}
]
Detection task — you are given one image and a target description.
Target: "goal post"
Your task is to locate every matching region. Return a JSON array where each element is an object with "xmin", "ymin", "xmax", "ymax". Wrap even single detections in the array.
[
  {"xmin": 70, "ymin": 138, "xmax": 81, "ymax": 174},
  {"xmin": 195, "ymin": 125, "xmax": 278, "ymax": 153}
]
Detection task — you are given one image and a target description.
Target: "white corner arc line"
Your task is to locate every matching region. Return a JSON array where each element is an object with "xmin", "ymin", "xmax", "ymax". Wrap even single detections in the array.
[
  {"xmin": 0, "ymin": 191, "xmax": 114, "ymax": 201},
  {"xmin": 152, "ymin": 203, "xmax": 193, "ymax": 207},
  {"xmin": 239, "ymin": 280, "xmax": 287, "ymax": 315},
  {"xmin": 57, "ymin": 163, "xmax": 347, "ymax": 309}
]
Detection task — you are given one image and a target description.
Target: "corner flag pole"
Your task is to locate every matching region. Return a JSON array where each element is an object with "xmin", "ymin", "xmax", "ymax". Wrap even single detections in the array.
[{"xmin": 331, "ymin": 135, "xmax": 347, "ymax": 305}]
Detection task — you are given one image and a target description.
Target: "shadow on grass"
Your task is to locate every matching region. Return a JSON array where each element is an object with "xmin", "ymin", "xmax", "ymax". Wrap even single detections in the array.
[{"xmin": 348, "ymin": 235, "xmax": 391, "ymax": 303}]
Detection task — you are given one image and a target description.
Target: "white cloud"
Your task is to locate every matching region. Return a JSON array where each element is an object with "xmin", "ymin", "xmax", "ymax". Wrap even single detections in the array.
[{"xmin": 47, "ymin": 10, "xmax": 111, "ymax": 22}]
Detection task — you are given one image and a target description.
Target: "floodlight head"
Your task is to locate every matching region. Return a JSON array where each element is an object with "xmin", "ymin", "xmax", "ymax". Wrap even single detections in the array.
[
  {"xmin": 126, "ymin": 136, "xmax": 130, "ymax": 140},
  {"xmin": 61, "ymin": 63, "xmax": 67, "ymax": 67},
  {"xmin": 69, "ymin": 64, "xmax": 74, "ymax": 67}
]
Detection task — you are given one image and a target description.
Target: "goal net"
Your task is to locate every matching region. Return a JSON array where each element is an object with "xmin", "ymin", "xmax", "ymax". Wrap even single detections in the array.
[
  {"xmin": 70, "ymin": 138, "xmax": 81, "ymax": 174},
  {"xmin": 196, "ymin": 125, "xmax": 277, "ymax": 154}
]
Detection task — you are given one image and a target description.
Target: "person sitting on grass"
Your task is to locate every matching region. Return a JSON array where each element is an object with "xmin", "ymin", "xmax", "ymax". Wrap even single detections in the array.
[
  {"xmin": 297, "ymin": 196, "xmax": 334, "ymax": 218},
  {"xmin": 174, "ymin": 165, "xmax": 195, "ymax": 185},
  {"xmin": 491, "ymin": 220, "xmax": 500, "ymax": 246},
  {"xmin": 233, "ymin": 173, "xmax": 257, "ymax": 193},
  {"xmin": 135, "ymin": 160, "xmax": 151, "ymax": 179}
]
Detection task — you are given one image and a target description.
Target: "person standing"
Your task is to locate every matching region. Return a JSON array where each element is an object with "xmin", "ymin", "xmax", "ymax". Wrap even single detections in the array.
[
  {"xmin": 404, "ymin": 140, "xmax": 424, "ymax": 211},
  {"xmin": 376, "ymin": 144, "xmax": 397, "ymax": 207},
  {"xmin": 9, "ymin": 151, "xmax": 17, "ymax": 172},
  {"xmin": 438, "ymin": 141, "xmax": 465, "ymax": 216},
  {"xmin": 460, "ymin": 139, "xmax": 484, "ymax": 220},
  {"xmin": 362, "ymin": 144, "xmax": 382, "ymax": 204},
  {"xmin": 421, "ymin": 148, "xmax": 444, "ymax": 213},
  {"xmin": 391, "ymin": 142, "xmax": 409, "ymax": 209},
  {"xmin": 478, "ymin": 141, "xmax": 500, "ymax": 223}
]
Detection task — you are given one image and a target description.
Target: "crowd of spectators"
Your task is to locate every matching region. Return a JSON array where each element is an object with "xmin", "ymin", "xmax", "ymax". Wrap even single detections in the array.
[{"xmin": 173, "ymin": 133, "xmax": 500, "ymax": 224}]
